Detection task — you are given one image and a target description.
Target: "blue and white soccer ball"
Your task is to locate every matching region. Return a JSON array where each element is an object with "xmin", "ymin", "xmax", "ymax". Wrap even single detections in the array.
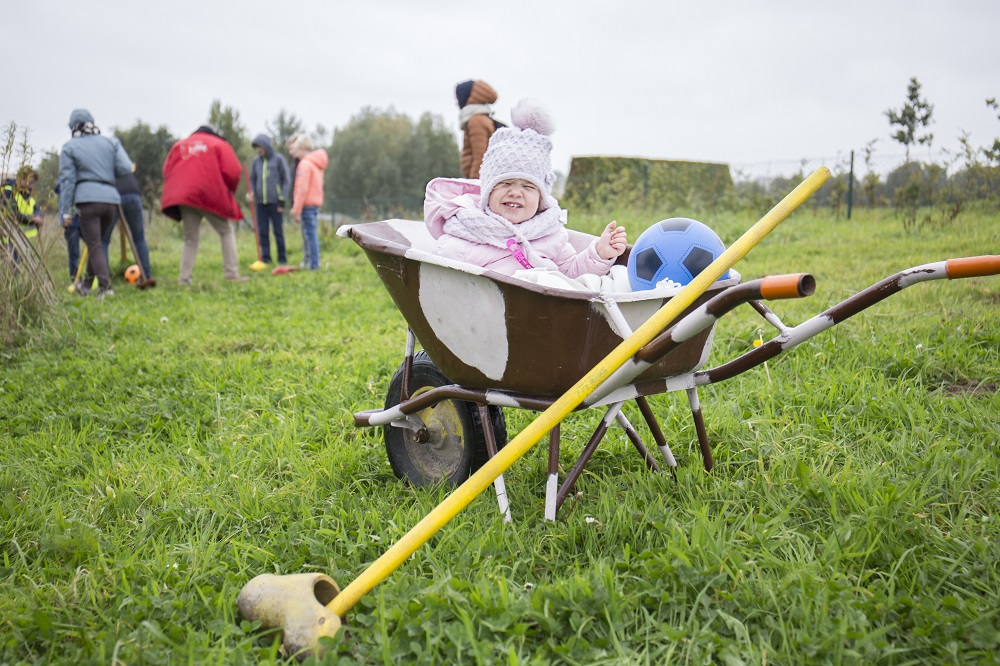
[{"xmin": 627, "ymin": 217, "xmax": 730, "ymax": 291}]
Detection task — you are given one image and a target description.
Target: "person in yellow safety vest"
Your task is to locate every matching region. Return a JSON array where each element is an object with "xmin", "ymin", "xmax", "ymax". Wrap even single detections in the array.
[{"xmin": 1, "ymin": 165, "xmax": 44, "ymax": 239}]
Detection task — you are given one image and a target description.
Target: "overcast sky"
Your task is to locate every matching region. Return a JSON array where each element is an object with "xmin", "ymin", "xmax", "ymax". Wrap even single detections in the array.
[{"xmin": 5, "ymin": 1, "xmax": 999, "ymax": 179}]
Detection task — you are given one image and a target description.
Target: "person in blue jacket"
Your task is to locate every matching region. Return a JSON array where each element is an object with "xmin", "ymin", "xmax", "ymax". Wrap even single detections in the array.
[
  {"xmin": 58, "ymin": 108, "xmax": 133, "ymax": 297},
  {"xmin": 246, "ymin": 134, "xmax": 290, "ymax": 268}
]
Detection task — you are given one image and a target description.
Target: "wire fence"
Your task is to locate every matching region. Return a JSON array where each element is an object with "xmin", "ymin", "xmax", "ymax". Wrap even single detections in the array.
[
  {"xmin": 730, "ymin": 146, "xmax": 969, "ymax": 183},
  {"xmin": 319, "ymin": 146, "xmax": 992, "ymax": 226}
]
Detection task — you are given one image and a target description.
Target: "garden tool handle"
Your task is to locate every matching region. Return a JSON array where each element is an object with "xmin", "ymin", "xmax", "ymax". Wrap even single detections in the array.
[
  {"xmin": 325, "ymin": 166, "xmax": 832, "ymax": 618},
  {"xmin": 946, "ymin": 255, "xmax": 1000, "ymax": 279}
]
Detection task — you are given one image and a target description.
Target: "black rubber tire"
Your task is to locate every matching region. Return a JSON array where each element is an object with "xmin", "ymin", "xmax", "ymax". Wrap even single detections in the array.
[{"xmin": 383, "ymin": 351, "xmax": 506, "ymax": 486}]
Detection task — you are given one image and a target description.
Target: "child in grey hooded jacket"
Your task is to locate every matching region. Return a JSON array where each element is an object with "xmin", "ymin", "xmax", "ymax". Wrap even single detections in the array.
[{"xmin": 246, "ymin": 134, "xmax": 290, "ymax": 266}]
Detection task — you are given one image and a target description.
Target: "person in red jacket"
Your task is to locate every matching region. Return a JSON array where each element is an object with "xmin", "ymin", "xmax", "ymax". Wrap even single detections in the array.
[{"xmin": 161, "ymin": 125, "xmax": 249, "ymax": 285}]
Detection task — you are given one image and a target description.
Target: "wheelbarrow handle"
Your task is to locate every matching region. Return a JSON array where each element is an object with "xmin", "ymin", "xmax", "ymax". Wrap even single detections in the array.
[
  {"xmin": 946, "ymin": 255, "xmax": 1000, "ymax": 279},
  {"xmin": 760, "ymin": 272, "xmax": 816, "ymax": 300},
  {"xmin": 634, "ymin": 273, "xmax": 815, "ymax": 366}
]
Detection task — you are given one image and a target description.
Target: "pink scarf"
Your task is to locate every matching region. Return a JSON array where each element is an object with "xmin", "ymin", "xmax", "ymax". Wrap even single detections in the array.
[{"xmin": 442, "ymin": 205, "xmax": 564, "ymax": 270}]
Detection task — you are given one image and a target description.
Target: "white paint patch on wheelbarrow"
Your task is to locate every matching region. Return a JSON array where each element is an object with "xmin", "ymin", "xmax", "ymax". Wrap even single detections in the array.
[{"xmin": 418, "ymin": 263, "xmax": 508, "ymax": 380}]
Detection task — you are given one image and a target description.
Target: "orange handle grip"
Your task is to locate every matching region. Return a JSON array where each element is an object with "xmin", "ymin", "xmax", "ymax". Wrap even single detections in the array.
[
  {"xmin": 946, "ymin": 256, "xmax": 1000, "ymax": 279},
  {"xmin": 760, "ymin": 273, "xmax": 816, "ymax": 300}
]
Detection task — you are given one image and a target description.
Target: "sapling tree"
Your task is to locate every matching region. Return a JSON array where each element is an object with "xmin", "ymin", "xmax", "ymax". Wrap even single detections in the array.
[
  {"xmin": 955, "ymin": 99, "xmax": 1000, "ymax": 210},
  {"xmin": 983, "ymin": 97, "xmax": 1000, "ymax": 165},
  {"xmin": 862, "ymin": 139, "xmax": 881, "ymax": 208},
  {"xmin": 886, "ymin": 77, "xmax": 934, "ymax": 162},
  {"xmin": 885, "ymin": 77, "xmax": 935, "ymax": 228},
  {"xmin": 1, "ymin": 122, "xmax": 61, "ymax": 346}
]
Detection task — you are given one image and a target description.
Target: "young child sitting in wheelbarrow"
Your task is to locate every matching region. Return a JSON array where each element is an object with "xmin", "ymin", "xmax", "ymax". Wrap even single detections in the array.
[{"xmin": 424, "ymin": 99, "xmax": 628, "ymax": 288}]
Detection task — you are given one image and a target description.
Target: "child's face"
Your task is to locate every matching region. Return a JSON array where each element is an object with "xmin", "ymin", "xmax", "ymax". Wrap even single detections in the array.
[
  {"xmin": 488, "ymin": 179, "xmax": 540, "ymax": 225},
  {"xmin": 254, "ymin": 146, "xmax": 266, "ymax": 157}
]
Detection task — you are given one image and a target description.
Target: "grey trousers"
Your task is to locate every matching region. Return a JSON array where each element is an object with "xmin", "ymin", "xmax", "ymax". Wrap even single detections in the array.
[{"xmin": 178, "ymin": 206, "xmax": 240, "ymax": 284}]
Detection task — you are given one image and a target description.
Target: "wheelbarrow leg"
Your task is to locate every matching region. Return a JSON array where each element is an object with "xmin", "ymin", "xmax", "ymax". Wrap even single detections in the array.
[
  {"xmin": 544, "ymin": 425, "xmax": 560, "ymax": 521},
  {"xmin": 634, "ymin": 397, "xmax": 678, "ymax": 473},
  {"xmin": 400, "ymin": 329, "xmax": 417, "ymax": 401},
  {"xmin": 477, "ymin": 404, "xmax": 511, "ymax": 523},
  {"xmin": 555, "ymin": 402, "xmax": 624, "ymax": 514},
  {"xmin": 614, "ymin": 410, "xmax": 661, "ymax": 473},
  {"xmin": 748, "ymin": 299, "xmax": 792, "ymax": 334},
  {"xmin": 686, "ymin": 388, "xmax": 714, "ymax": 471}
]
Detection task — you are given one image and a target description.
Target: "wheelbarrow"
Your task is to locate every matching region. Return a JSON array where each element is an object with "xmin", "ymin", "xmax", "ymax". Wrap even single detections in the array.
[{"xmin": 340, "ymin": 212, "xmax": 999, "ymax": 522}]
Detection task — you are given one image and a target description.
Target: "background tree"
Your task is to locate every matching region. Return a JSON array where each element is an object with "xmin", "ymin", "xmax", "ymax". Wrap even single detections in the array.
[
  {"xmin": 208, "ymin": 100, "xmax": 250, "ymax": 157},
  {"xmin": 35, "ymin": 150, "xmax": 61, "ymax": 212},
  {"xmin": 327, "ymin": 108, "xmax": 459, "ymax": 218},
  {"xmin": 208, "ymin": 100, "xmax": 252, "ymax": 210},
  {"xmin": 112, "ymin": 121, "xmax": 176, "ymax": 217},
  {"xmin": 399, "ymin": 113, "xmax": 462, "ymax": 186},
  {"xmin": 264, "ymin": 109, "xmax": 305, "ymax": 163}
]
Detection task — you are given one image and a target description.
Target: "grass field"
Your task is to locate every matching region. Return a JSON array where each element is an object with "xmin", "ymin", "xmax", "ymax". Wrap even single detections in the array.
[{"xmin": 1, "ymin": 201, "xmax": 998, "ymax": 665}]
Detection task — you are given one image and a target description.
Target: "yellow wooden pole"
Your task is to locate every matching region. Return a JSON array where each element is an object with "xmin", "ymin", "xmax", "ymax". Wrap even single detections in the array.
[{"xmin": 328, "ymin": 167, "xmax": 831, "ymax": 617}]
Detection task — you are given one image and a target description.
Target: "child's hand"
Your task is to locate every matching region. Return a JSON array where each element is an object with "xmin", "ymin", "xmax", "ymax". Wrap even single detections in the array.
[{"xmin": 596, "ymin": 220, "xmax": 627, "ymax": 260}]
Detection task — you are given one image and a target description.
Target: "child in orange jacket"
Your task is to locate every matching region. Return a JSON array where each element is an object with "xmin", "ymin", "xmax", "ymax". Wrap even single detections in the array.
[{"xmin": 288, "ymin": 135, "xmax": 328, "ymax": 270}]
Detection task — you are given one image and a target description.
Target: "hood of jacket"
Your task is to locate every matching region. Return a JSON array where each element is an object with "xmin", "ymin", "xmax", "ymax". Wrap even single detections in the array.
[
  {"xmin": 302, "ymin": 149, "xmax": 328, "ymax": 170},
  {"xmin": 469, "ymin": 81, "xmax": 497, "ymax": 106},
  {"xmin": 68, "ymin": 108, "xmax": 94, "ymax": 129},
  {"xmin": 252, "ymin": 134, "xmax": 274, "ymax": 157},
  {"xmin": 456, "ymin": 80, "xmax": 498, "ymax": 108}
]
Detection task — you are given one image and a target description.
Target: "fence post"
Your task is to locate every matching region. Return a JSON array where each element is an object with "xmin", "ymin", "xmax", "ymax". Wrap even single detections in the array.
[
  {"xmin": 847, "ymin": 150, "xmax": 854, "ymax": 220},
  {"xmin": 642, "ymin": 161, "xmax": 649, "ymax": 210}
]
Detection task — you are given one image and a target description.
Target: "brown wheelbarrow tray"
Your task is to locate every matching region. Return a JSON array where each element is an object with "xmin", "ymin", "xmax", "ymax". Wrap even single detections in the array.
[{"xmin": 339, "ymin": 219, "xmax": 1000, "ymax": 521}]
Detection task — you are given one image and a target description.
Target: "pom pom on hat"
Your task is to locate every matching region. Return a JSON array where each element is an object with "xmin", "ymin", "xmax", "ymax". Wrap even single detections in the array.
[
  {"xmin": 478, "ymin": 98, "xmax": 558, "ymax": 212},
  {"xmin": 510, "ymin": 98, "xmax": 556, "ymax": 136}
]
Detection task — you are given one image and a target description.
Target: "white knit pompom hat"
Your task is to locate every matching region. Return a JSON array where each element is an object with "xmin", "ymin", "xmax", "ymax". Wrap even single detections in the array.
[{"xmin": 478, "ymin": 98, "xmax": 558, "ymax": 212}]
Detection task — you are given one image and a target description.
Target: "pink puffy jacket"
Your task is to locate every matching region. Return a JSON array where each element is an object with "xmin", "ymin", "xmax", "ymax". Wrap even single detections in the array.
[
  {"xmin": 424, "ymin": 177, "xmax": 613, "ymax": 278},
  {"xmin": 291, "ymin": 149, "xmax": 328, "ymax": 217}
]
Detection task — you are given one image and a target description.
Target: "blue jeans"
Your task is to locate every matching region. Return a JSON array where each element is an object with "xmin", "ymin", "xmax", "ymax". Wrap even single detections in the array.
[
  {"xmin": 301, "ymin": 206, "xmax": 320, "ymax": 269},
  {"xmin": 101, "ymin": 194, "xmax": 152, "ymax": 278},
  {"xmin": 64, "ymin": 215, "xmax": 81, "ymax": 279},
  {"xmin": 255, "ymin": 202, "xmax": 286, "ymax": 264}
]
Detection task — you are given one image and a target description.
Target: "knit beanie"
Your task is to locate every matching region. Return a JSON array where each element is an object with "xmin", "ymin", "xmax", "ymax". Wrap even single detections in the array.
[{"xmin": 478, "ymin": 98, "xmax": 557, "ymax": 212}]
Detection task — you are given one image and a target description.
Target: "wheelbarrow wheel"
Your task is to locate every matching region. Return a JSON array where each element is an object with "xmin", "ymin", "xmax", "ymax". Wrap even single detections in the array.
[{"xmin": 384, "ymin": 351, "xmax": 506, "ymax": 486}]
